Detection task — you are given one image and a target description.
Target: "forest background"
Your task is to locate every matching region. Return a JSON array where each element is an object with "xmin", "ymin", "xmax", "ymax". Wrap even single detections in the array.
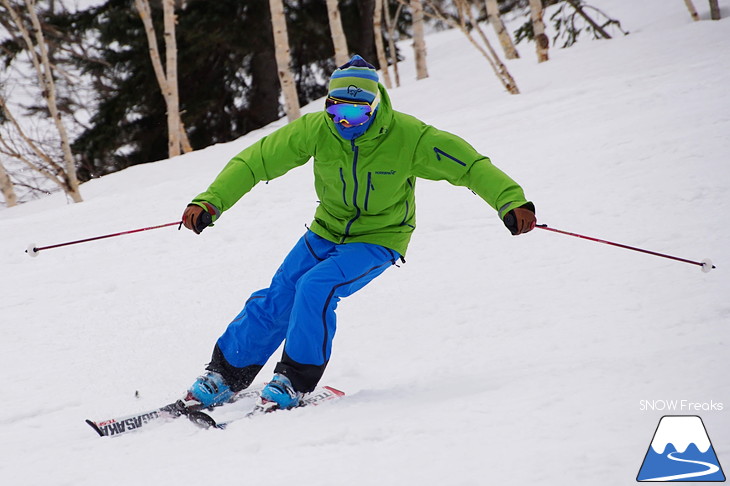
[{"xmin": 0, "ymin": 0, "xmax": 687, "ymax": 208}]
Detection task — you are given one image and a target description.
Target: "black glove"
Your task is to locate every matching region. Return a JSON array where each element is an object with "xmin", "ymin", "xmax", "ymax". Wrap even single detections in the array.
[{"xmin": 503, "ymin": 202, "xmax": 536, "ymax": 235}]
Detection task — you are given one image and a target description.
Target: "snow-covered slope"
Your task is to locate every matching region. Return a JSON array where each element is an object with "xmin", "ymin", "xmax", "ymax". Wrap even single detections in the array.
[{"xmin": 1, "ymin": 1, "xmax": 728, "ymax": 484}]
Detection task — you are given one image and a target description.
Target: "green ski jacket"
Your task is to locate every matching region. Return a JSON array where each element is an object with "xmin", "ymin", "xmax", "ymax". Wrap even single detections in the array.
[{"xmin": 192, "ymin": 84, "xmax": 530, "ymax": 256}]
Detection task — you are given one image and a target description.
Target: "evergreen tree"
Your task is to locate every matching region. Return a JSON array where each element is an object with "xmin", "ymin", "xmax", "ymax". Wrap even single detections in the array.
[{"xmin": 65, "ymin": 0, "xmax": 405, "ymax": 179}]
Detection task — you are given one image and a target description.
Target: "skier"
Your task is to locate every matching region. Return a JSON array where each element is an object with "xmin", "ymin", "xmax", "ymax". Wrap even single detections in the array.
[{"xmin": 180, "ymin": 55, "xmax": 536, "ymax": 412}]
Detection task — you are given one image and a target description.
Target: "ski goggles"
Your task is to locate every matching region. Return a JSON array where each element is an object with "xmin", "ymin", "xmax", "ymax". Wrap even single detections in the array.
[{"xmin": 325, "ymin": 93, "xmax": 380, "ymax": 128}]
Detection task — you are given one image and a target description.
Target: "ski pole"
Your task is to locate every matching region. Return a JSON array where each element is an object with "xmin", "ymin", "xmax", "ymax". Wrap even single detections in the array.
[
  {"xmin": 26, "ymin": 221, "xmax": 182, "ymax": 257},
  {"xmin": 535, "ymin": 224, "xmax": 715, "ymax": 273}
]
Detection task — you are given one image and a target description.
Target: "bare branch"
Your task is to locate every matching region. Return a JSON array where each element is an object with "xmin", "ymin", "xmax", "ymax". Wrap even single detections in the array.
[
  {"xmin": 412, "ymin": 0, "xmax": 519, "ymax": 94},
  {"xmin": 0, "ymin": 96, "xmax": 66, "ymax": 187},
  {"xmin": 24, "ymin": 0, "xmax": 82, "ymax": 200},
  {"xmin": 0, "ymin": 0, "xmax": 83, "ymax": 202},
  {"xmin": 457, "ymin": 0, "xmax": 519, "ymax": 93}
]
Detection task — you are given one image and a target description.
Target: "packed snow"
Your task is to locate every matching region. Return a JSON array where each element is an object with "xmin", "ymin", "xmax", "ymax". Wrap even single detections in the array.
[{"xmin": 1, "ymin": 1, "xmax": 728, "ymax": 484}]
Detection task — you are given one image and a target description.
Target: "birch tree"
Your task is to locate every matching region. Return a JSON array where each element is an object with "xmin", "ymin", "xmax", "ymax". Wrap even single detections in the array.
[
  {"xmin": 134, "ymin": 0, "xmax": 192, "ymax": 158},
  {"xmin": 485, "ymin": 0, "xmax": 519, "ymax": 59},
  {"xmin": 383, "ymin": 1, "xmax": 402, "ymax": 87},
  {"xmin": 545, "ymin": 0, "xmax": 627, "ymax": 48},
  {"xmin": 683, "ymin": 0, "xmax": 700, "ymax": 21},
  {"xmin": 0, "ymin": 0, "xmax": 82, "ymax": 203},
  {"xmin": 419, "ymin": 0, "xmax": 519, "ymax": 94},
  {"xmin": 374, "ymin": 0, "xmax": 393, "ymax": 88},
  {"xmin": 269, "ymin": 0, "xmax": 301, "ymax": 121},
  {"xmin": 0, "ymin": 161, "xmax": 18, "ymax": 207},
  {"xmin": 709, "ymin": 0, "xmax": 721, "ymax": 20},
  {"xmin": 411, "ymin": 0, "xmax": 429, "ymax": 80},
  {"xmin": 529, "ymin": 0, "xmax": 549, "ymax": 62},
  {"xmin": 326, "ymin": 0, "xmax": 349, "ymax": 66}
]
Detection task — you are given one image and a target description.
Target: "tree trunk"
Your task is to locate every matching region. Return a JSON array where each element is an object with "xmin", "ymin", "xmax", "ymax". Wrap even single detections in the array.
[
  {"xmin": 456, "ymin": 0, "xmax": 519, "ymax": 94},
  {"xmin": 326, "ymin": 0, "xmax": 349, "ymax": 66},
  {"xmin": 268, "ymin": 0, "xmax": 301, "ymax": 122},
  {"xmin": 162, "ymin": 0, "xmax": 181, "ymax": 157},
  {"xmin": 420, "ymin": 0, "xmax": 519, "ymax": 94},
  {"xmin": 24, "ymin": 0, "xmax": 83, "ymax": 202},
  {"xmin": 529, "ymin": 0, "xmax": 549, "ymax": 63},
  {"xmin": 411, "ymin": 0, "xmax": 429, "ymax": 79},
  {"xmin": 0, "ymin": 161, "xmax": 18, "ymax": 207},
  {"xmin": 683, "ymin": 0, "xmax": 700, "ymax": 21},
  {"xmin": 383, "ymin": 1, "xmax": 402, "ymax": 87},
  {"xmin": 0, "ymin": 0, "xmax": 84, "ymax": 202},
  {"xmin": 134, "ymin": 0, "xmax": 191, "ymax": 158},
  {"xmin": 373, "ymin": 0, "xmax": 393, "ymax": 88},
  {"xmin": 709, "ymin": 0, "xmax": 721, "ymax": 20},
  {"xmin": 485, "ymin": 0, "xmax": 519, "ymax": 59},
  {"xmin": 564, "ymin": 0, "xmax": 612, "ymax": 39},
  {"xmin": 0, "ymin": 93, "xmax": 76, "ymax": 198}
]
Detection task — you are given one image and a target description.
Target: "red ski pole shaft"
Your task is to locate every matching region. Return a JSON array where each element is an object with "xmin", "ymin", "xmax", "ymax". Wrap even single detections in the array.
[
  {"xmin": 535, "ymin": 224, "xmax": 716, "ymax": 271},
  {"xmin": 28, "ymin": 221, "xmax": 182, "ymax": 254}
]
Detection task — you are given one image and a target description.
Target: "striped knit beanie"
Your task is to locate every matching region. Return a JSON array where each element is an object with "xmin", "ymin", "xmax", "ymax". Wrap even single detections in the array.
[{"xmin": 328, "ymin": 55, "xmax": 379, "ymax": 103}]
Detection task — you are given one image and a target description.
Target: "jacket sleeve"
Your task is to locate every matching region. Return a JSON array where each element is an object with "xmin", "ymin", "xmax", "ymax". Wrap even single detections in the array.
[
  {"xmin": 191, "ymin": 115, "xmax": 316, "ymax": 215},
  {"xmin": 412, "ymin": 125, "xmax": 530, "ymax": 219}
]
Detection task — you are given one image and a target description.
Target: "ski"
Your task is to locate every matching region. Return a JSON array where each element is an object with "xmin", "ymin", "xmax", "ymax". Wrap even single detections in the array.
[
  {"xmin": 85, "ymin": 386, "xmax": 263, "ymax": 437},
  {"xmin": 85, "ymin": 401, "xmax": 186, "ymax": 437},
  {"xmin": 86, "ymin": 384, "xmax": 344, "ymax": 437},
  {"xmin": 190, "ymin": 385, "xmax": 345, "ymax": 430}
]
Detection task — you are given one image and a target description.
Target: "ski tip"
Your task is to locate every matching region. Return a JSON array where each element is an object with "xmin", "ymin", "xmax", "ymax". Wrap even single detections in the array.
[
  {"xmin": 323, "ymin": 386, "xmax": 346, "ymax": 397},
  {"xmin": 85, "ymin": 419, "xmax": 106, "ymax": 437}
]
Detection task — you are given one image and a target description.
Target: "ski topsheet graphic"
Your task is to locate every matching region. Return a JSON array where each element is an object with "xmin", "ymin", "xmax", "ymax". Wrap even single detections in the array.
[
  {"xmin": 86, "ymin": 384, "xmax": 344, "ymax": 437},
  {"xmin": 637, "ymin": 415, "xmax": 726, "ymax": 482}
]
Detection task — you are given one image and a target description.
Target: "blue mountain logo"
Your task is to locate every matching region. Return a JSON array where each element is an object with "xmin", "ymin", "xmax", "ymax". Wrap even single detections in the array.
[{"xmin": 637, "ymin": 415, "xmax": 725, "ymax": 482}]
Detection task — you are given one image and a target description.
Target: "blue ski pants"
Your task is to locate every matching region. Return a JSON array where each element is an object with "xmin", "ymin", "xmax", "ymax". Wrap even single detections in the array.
[{"xmin": 214, "ymin": 230, "xmax": 399, "ymax": 392}]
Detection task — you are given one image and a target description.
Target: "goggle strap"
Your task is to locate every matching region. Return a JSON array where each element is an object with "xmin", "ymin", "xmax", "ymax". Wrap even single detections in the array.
[
  {"xmin": 370, "ymin": 90, "xmax": 381, "ymax": 113},
  {"xmin": 327, "ymin": 90, "xmax": 380, "ymax": 112}
]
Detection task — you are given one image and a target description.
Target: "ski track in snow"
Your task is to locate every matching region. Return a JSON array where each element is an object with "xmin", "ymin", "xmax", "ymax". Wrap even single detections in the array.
[{"xmin": 1, "ymin": 1, "xmax": 729, "ymax": 485}]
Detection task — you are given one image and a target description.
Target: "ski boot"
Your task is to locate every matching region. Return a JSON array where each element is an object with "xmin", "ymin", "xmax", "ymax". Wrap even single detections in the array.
[
  {"xmin": 183, "ymin": 371, "xmax": 234, "ymax": 410},
  {"xmin": 255, "ymin": 374, "xmax": 302, "ymax": 413}
]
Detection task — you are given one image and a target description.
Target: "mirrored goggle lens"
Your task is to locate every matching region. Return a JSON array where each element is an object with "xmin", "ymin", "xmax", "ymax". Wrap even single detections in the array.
[{"xmin": 325, "ymin": 99, "xmax": 372, "ymax": 127}]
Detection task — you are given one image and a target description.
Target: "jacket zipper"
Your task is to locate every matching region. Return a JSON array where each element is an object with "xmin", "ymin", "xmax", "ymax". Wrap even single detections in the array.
[
  {"xmin": 400, "ymin": 177, "xmax": 415, "ymax": 229},
  {"xmin": 364, "ymin": 172, "xmax": 374, "ymax": 211},
  {"xmin": 342, "ymin": 140, "xmax": 361, "ymax": 242},
  {"xmin": 339, "ymin": 168, "xmax": 348, "ymax": 206}
]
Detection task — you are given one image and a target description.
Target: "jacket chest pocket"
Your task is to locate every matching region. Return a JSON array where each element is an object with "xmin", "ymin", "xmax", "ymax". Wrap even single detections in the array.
[
  {"xmin": 362, "ymin": 170, "xmax": 411, "ymax": 214},
  {"xmin": 364, "ymin": 172, "xmax": 375, "ymax": 211}
]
